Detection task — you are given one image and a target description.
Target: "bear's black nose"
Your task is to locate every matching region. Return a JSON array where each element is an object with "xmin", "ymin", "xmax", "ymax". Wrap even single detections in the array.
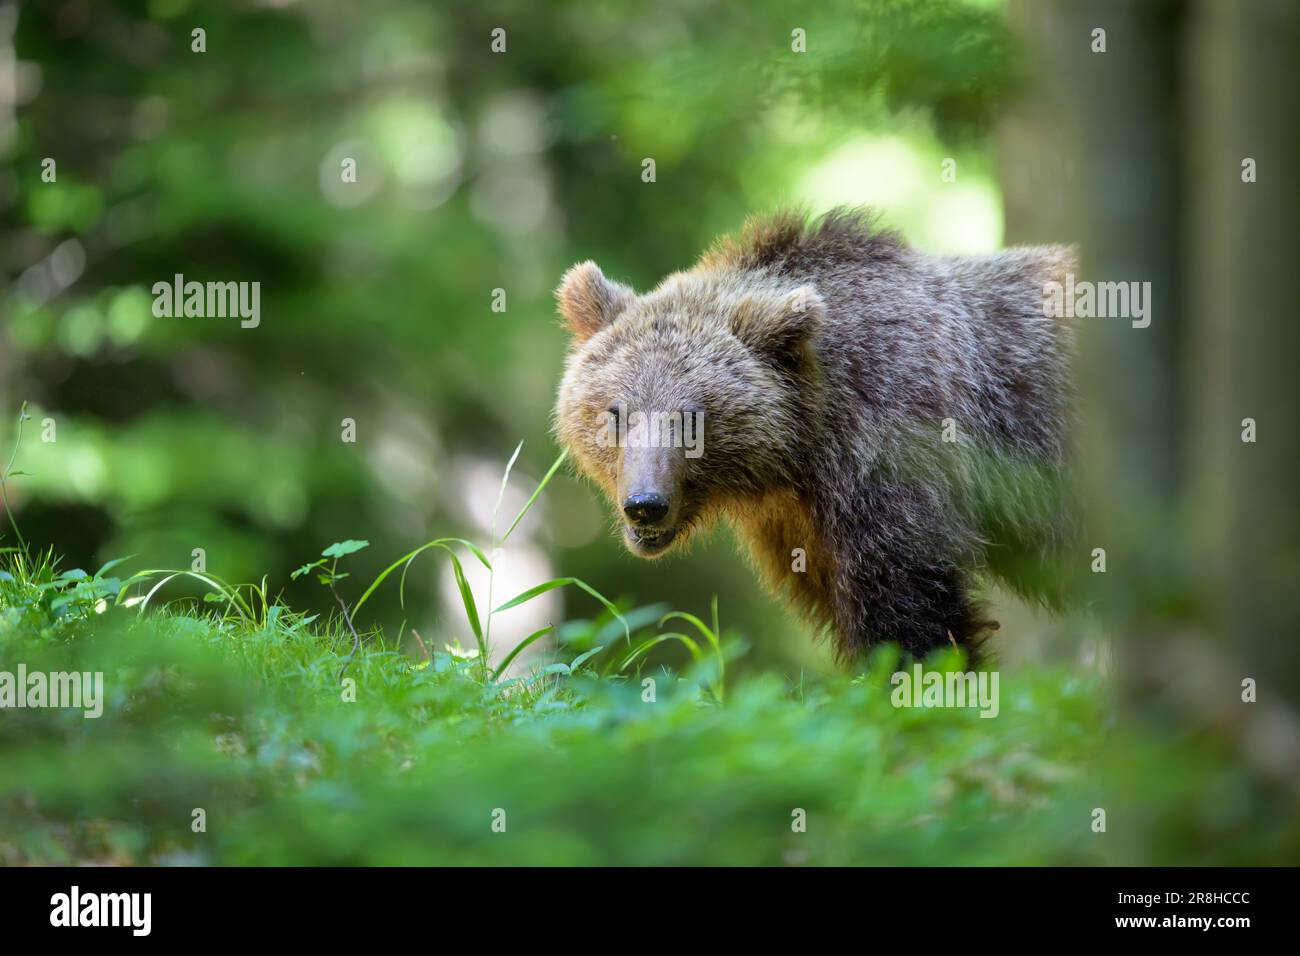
[{"xmin": 623, "ymin": 493, "xmax": 669, "ymax": 526}]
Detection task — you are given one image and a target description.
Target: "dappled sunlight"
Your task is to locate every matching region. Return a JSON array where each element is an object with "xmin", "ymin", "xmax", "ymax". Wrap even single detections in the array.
[{"xmin": 798, "ymin": 133, "xmax": 1002, "ymax": 253}]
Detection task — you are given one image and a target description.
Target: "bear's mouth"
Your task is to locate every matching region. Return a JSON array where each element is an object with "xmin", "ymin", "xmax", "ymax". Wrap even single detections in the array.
[{"xmin": 624, "ymin": 524, "xmax": 677, "ymax": 557}]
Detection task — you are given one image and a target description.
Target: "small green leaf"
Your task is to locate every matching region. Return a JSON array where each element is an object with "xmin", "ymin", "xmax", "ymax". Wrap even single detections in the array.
[
  {"xmin": 291, "ymin": 559, "xmax": 326, "ymax": 580},
  {"xmin": 94, "ymin": 555, "xmax": 135, "ymax": 578},
  {"xmin": 570, "ymin": 645, "xmax": 606, "ymax": 672},
  {"xmin": 322, "ymin": 539, "xmax": 370, "ymax": 558}
]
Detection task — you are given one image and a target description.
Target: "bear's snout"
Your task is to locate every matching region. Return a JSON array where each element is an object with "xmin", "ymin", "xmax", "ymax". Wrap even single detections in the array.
[
  {"xmin": 616, "ymin": 440, "xmax": 686, "ymax": 557},
  {"xmin": 623, "ymin": 492, "xmax": 669, "ymax": 526}
]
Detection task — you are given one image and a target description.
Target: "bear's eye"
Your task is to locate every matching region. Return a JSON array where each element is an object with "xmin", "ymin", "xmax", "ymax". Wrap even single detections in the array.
[{"xmin": 606, "ymin": 404, "xmax": 621, "ymax": 425}]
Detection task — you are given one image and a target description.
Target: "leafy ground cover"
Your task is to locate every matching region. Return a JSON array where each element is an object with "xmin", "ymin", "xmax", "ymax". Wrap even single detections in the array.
[{"xmin": 2, "ymin": 416, "xmax": 1292, "ymax": 866}]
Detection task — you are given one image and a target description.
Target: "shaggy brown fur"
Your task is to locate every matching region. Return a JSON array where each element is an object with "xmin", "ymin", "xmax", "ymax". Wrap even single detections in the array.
[{"xmin": 553, "ymin": 207, "xmax": 1077, "ymax": 661}]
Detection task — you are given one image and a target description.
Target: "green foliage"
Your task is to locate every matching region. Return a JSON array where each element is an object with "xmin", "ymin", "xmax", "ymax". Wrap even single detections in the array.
[
  {"xmin": 0, "ymin": 542, "xmax": 1104, "ymax": 865},
  {"xmin": 4, "ymin": 411, "xmax": 1296, "ymax": 865},
  {"xmin": 292, "ymin": 539, "xmax": 370, "ymax": 585},
  {"xmin": 3, "ymin": 520, "xmax": 1297, "ymax": 864}
]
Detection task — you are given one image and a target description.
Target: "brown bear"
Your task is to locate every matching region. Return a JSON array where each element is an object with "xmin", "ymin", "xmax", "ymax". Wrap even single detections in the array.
[{"xmin": 553, "ymin": 207, "xmax": 1077, "ymax": 661}]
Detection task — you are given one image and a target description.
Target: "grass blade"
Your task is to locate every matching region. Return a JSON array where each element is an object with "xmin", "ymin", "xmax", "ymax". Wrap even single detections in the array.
[
  {"xmin": 494, "ymin": 578, "xmax": 571, "ymax": 611},
  {"xmin": 447, "ymin": 550, "xmax": 483, "ymax": 649},
  {"xmin": 659, "ymin": 610, "xmax": 721, "ymax": 656},
  {"xmin": 501, "ymin": 449, "xmax": 567, "ymax": 544},
  {"xmin": 119, "ymin": 569, "xmax": 253, "ymax": 623},
  {"xmin": 94, "ymin": 555, "xmax": 136, "ymax": 578},
  {"xmin": 494, "ymin": 575, "xmax": 629, "ymax": 645},
  {"xmin": 619, "ymin": 633, "xmax": 702, "ymax": 671},
  {"xmin": 491, "ymin": 624, "xmax": 556, "ymax": 680},
  {"xmin": 661, "ymin": 603, "xmax": 726, "ymax": 700},
  {"xmin": 352, "ymin": 537, "xmax": 490, "ymax": 617},
  {"xmin": 491, "ymin": 440, "xmax": 524, "ymax": 539}
]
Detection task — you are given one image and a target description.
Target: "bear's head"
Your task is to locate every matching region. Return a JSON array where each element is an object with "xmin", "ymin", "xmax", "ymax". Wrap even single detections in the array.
[{"xmin": 553, "ymin": 261, "xmax": 824, "ymax": 558}]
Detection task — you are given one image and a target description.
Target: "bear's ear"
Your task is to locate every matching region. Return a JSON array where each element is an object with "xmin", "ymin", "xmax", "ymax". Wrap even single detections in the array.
[
  {"xmin": 555, "ymin": 261, "xmax": 637, "ymax": 340},
  {"xmin": 730, "ymin": 285, "xmax": 824, "ymax": 363}
]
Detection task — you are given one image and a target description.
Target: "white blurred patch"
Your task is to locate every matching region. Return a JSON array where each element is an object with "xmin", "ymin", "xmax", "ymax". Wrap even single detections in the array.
[
  {"xmin": 367, "ymin": 422, "xmax": 443, "ymax": 504},
  {"xmin": 49, "ymin": 238, "xmax": 86, "ymax": 287},
  {"xmin": 368, "ymin": 99, "xmax": 463, "ymax": 211},
  {"xmin": 453, "ymin": 455, "xmax": 538, "ymax": 541},
  {"xmin": 438, "ymin": 541, "xmax": 560, "ymax": 675},
  {"xmin": 478, "ymin": 91, "xmax": 553, "ymax": 157},
  {"xmin": 797, "ymin": 134, "xmax": 1002, "ymax": 254},
  {"xmin": 17, "ymin": 238, "xmax": 86, "ymax": 306},
  {"xmin": 470, "ymin": 165, "xmax": 551, "ymax": 236},
  {"xmin": 17, "ymin": 262, "xmax": 56, "ymax": 305}
]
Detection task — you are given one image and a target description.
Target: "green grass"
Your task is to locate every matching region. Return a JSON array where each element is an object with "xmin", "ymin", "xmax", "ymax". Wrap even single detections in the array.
[
  {"xmin": 5, "ymin": 534, "xmax": 1297, "ymax": 866},
  {"xmin": 0, "ymin": 557, "xmax": 1109, "ymax": 865},
  {"xmin": 0, "ymin": 493, "xmax": 1114, "ymax": 866},
  {"xmin": 2, "ymin": 425, "xmax": 1295, "ymax": 865},
  {"xmin": 0, "ymin": 460, "xmax": 1105, "ymax": 865}
]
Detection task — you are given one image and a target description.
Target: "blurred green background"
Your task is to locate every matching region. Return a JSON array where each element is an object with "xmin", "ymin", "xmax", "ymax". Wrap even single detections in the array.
[
  {"xmin": 3, "ymin": 0, "xmax": 1298, "ymax": 686},
  {"xmin": 3, "ymin": 0, "xmax": 1299, "ymax": 866},
  {"xmin": 1, "ymin": 0, "xmax": 1019, "ymax": 675}
]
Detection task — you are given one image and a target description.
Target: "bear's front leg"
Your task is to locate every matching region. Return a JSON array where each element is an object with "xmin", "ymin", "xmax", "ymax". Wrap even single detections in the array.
[{"xmin": 823, "ymin": 481, "xmax": 995, "ymax": 662}]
